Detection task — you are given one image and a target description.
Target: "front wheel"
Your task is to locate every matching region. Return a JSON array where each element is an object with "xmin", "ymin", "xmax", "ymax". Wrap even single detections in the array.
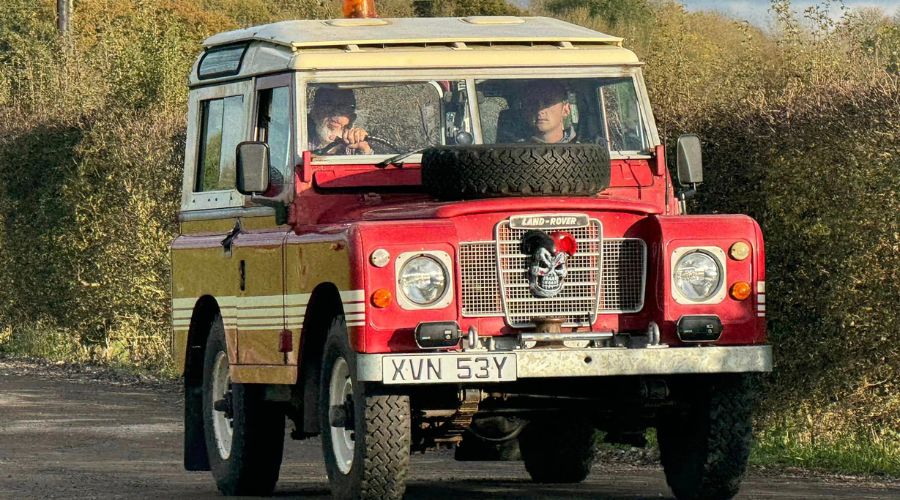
[
  {"xmin": 320, "ymin": 316, "xmax": 411, "ymax": 499},
  {"xmin": 202, "ymin": 316, "xmax": 285, "ymax": 496},
  {"xmin": 657, "ymin": 374, "xmax": 755, "ymax": 500}
]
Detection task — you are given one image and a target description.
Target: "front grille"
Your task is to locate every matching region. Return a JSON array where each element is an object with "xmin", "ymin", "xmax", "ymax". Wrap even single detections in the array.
[
  {"xmin": 458, "ymin": 241, "xmax": 504, "ymax": 317},
  {"xmin": 599, "ymin": 238, "xmax": 647, "ymax": 312},
  {"xmin": 497, "ymin": 219, "xmax": 603, "ymax": 327},
  {"xmin": 460, "ymin": 237, "xmax": 646, "ymax": 324}
]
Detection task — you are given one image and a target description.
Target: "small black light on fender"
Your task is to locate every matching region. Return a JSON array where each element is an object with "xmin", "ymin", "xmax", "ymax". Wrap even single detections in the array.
[
  {"xmin": 676, "ymin": 315, "xmax": 723, "ymax": 342},
  {"xmin": 415, "ymin": 321, "xmax": 462, "ymax": 349}
]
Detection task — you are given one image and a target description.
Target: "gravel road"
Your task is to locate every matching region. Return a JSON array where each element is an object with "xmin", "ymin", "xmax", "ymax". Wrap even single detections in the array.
[{"xmin": 1, "ymin": 358, "xmax": 898, "ymax": 499}]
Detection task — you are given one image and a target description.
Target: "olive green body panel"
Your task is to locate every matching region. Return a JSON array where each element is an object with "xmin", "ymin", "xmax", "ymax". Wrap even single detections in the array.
[
  {"xmin": 233, "ymin": 234, "xmax": 286, "ymax": 366},
  {"xmin": 172, "ymin": 215, "xmax": 361, "ymax": 384}
]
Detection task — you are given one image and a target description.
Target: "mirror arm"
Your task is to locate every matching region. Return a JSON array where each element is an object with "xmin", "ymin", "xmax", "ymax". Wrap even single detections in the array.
[
  {"xmin": 677, "ymin": 183, "xmax": 698, "ymax": 215},
  {"xmin": 678, "ymin": 183, "xmax": 698, "ymax": 201}
]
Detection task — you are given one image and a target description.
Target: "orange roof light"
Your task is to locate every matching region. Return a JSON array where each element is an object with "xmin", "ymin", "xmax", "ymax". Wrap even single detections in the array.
[
  {"xmin": 730, "ymin": 281, "xmax": 752, "ymax": 301},
  {"xmin": 343, "ymin": 0, "xmax": 377, "ymax": 18}
]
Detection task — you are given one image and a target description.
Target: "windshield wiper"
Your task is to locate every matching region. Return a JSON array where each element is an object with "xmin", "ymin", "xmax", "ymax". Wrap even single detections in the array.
[{"xmin": 375, "ymin": 148, "xmax": 427, "ymax": 169}]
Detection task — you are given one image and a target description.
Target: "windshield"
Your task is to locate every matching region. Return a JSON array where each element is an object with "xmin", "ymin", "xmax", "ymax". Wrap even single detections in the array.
[
  {"xmin": 304, "ymin": 76, "xmax": 651, "ymax": 158},
  {"xmin": 475, "ymin": 77, "xmax": 649, "ymax": 153},
  {"xmin": 306, "ymin": 81, "xmax": 473, "ymax": 156}
]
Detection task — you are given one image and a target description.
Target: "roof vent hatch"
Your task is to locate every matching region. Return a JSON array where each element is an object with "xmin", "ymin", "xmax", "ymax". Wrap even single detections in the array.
[{"xmin": 461, "ymin": 16, "xmax": 526, "ymax": 25}]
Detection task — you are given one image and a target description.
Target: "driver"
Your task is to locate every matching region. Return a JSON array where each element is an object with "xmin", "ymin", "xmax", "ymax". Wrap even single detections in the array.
[
  {"xmin": 308, "ymin": 87, "xmax": 373, "ymax": 155},
  {"xmin": 521, "ymin": 80, "xmax": 576, "ymax": 144}
]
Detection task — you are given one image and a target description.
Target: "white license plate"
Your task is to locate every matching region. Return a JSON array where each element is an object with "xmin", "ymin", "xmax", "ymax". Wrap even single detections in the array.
[{"xmin": 381, "ymin": 353, "xmax": 516, "ymax": 384}]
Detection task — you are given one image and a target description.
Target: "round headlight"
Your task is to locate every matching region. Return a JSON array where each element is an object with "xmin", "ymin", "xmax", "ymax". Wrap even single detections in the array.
[
  {"xmin": 398, "ymin": 255, "xmax": 448, "ymax": 305},
  {"xmin": 673, "ymin": 251, "xmax": 722, "ymax": 301}
]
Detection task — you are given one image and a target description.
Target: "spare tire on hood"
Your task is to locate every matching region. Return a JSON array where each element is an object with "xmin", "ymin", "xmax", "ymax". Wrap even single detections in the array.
[{"xmin": 421, "ymin": 143, "xmax": 611, "ymax": 200}]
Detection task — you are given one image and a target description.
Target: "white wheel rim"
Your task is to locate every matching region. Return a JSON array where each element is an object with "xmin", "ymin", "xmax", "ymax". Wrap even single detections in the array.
[
  {"xmin": 211, "ymin": 351, "xmax": 233, "ymax": 460},
  {"xmin": 329, "ymin": 357, "xmax": 355, "ymax": 474}
]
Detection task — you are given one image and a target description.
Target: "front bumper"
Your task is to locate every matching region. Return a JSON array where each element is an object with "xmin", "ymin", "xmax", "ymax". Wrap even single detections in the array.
[{"xmin": 357, "ymin": 345, "xmax": 772, "ymax": 384}]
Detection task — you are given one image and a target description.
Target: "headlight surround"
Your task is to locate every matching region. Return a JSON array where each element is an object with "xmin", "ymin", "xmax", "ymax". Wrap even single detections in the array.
[
  {"xmin": 398, "ymin": 254, "xmax": 449, "ymax": 306},
  {"xmin": 673, "ymin": 250, "xmax": 723, "ymax": 302}
]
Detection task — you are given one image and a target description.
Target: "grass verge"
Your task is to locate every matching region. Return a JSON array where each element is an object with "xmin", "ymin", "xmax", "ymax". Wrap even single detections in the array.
[
  {"xmin": 0, "ymin": 322, "xmax": 177, "ymax": 380},
  {"xmin": 752, "ymin": 426, "xmax": 900, "ymax": 477}
]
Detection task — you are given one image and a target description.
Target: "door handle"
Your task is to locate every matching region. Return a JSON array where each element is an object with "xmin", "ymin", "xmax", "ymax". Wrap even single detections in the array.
[{"xmin": 221, "ymin": 220, "xmax": 242, "ymax": 256}]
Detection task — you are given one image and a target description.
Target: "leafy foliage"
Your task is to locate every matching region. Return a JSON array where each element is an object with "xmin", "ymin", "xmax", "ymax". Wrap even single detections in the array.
[
  {"xmin": 413, "ymin": 0, "xmax": 521, "ymax": 17},
  {"xmin": 0, "ymin": 0, "xmax": 331, "ymax": 368}
]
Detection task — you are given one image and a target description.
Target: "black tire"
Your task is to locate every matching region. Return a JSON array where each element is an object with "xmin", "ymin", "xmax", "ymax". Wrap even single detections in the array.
[
  {"xmin": 657, "ymin": 375, "xmax": 755, "ymax": 500},
  {"xmin": 201, "ymin": 315, "xmax": 285, "ymax": 496},
  {"xmin": 519, "ymin": 415, "xmax": 597, "ymax": 483},
  {"xmin": 421, "ymin": 143, "xmax": 611, "ymax": 200},
  {"xmin": 320, "ymin": 315, "xmax": 411, "ymax": 500}
]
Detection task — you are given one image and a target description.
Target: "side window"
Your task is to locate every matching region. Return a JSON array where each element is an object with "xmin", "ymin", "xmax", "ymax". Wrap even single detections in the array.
[
  {"xmin": 195, "ymin": 95, "xmax": 244, "ymax": 192},
  {"xmin": 599, "ymin": 79, "xmax": 647, "ymax": 152},
  {"xmin": 256, "ymin": 87, "xmax": 291, "ymax": 191}
]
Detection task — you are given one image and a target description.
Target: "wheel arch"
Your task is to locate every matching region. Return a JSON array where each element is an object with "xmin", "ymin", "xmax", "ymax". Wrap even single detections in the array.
[
  {"xmin": 297, "ymin": 282, "xmax": 345, "ymax": 435},
  {"xmin": 184, "ymin": 295, "xmax": 223, "ymax": 386},
  {"xmin": 183, "ymin": 294, "xmax": 222, "ymax": 471}
]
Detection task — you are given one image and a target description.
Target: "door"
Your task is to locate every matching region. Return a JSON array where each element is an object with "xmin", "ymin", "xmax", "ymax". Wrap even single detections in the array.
[
  {"xmin": 232, "ymin": 73, "xmax": 295, "ymax": 370},
  {"xmin": 172, "ymin": 80, "xmax": 251, "ymax": 369}
]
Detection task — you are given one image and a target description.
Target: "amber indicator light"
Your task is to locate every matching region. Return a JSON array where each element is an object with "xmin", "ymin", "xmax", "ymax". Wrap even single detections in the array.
[
  {"xmin": 371, "ymin": 288, "xmax": 392, "ymax": 308},
  {"xmin": 730, "ymin": 281, "xmax": 752, "ymax": 301}
]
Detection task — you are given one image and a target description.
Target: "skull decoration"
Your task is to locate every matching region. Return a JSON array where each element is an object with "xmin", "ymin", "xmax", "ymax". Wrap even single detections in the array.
[{"xmin": 521, "ymin": 230, "xmax": 578, "ymax": 298}]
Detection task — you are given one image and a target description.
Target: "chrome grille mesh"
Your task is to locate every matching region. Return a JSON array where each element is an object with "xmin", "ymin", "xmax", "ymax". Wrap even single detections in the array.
[
  {"xmin": 497, "ymin": 220, "xmax": 603, "ymax": 327},
  {"xmin": 459, "ymin": 241, "xmax": 503, "ymax": 316},
  {"xmin": 599, "ymin": 238, "xmax": 646, "ymax": 312},
  {"xmin": 459, "ymin": 237, "xmax": 646, "ymax": 322}
]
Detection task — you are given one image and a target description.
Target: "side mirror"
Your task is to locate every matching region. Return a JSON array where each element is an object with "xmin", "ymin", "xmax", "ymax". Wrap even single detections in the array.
[
  {"xmin": 236, "ymin": 142, "xmax": 269, "ymax": 195},
  {"xmin": 676, "ymin": 134, "xmax": 703, "ymax": 186}
]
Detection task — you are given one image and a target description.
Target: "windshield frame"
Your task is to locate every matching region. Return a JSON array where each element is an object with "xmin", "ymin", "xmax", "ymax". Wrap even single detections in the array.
[{"xmin": 297, "ymin": 66, "xmax": 659, "ymax": 165}]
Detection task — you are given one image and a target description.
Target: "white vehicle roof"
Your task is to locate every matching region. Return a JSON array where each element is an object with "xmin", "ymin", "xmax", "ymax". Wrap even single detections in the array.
[
  {"xmin": 190, "ymin": 16, "xmax": 641, "ymax": 86},
  {"xmin": 203, "ymin": 16, "xmax": 623, "ymax": 49}
]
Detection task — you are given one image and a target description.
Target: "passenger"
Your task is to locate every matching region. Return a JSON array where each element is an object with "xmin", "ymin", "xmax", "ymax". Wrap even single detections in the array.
[
  {"xmin": 522, "ymin": 80, "xmax": 576, "ymax": 144},
  {"xmin": 308, "ymin": 88, "xmax": 373, "ymax": 154}
]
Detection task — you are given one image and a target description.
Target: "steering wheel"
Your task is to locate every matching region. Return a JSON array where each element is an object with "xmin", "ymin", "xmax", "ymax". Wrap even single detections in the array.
[
  {"xmin": 365, "ymin": 135, "xmax": 401, "ymax": 154},
  {"xmin": 310, "ymin": 135, "xmax": 401, "ymax": 155}
]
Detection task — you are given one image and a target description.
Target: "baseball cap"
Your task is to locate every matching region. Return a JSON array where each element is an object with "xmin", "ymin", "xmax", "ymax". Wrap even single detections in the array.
[
  {"xmin": 313, "ymin": 87, "xmax": 357, "ymax": 118},
  {"xmin": 523, "ymin": 80, "xmax": 568, "ymax": 109}
]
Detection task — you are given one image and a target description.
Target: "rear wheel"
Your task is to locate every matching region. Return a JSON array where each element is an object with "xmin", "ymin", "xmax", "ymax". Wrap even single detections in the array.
[
  {"xmin": 657, "ymin": 375, "xmax": 754, "ymax": 500},
  {"xmin": 520, "ymin": 415, "xmax": 597, "ymax": 483},
  {"xmin": 320, "ymin": 316, "xmax": 411, "ymax": 499},
  {"xmin": 202, "ymin": 316, "xmax": 285, "ymax": 496}
]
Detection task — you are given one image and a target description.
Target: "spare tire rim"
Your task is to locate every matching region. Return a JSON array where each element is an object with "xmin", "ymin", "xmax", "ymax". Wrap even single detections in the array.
[
  {"xmin": 211, "ymin": 351, "xmax": 233, "ymax": 460},
  {"xmin": 329, "ymin": 357, "xmax": 354, "ymax": 474}
]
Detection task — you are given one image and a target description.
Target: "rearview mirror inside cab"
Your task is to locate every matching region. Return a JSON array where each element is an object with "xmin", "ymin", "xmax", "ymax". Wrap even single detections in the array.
[
  {"xmin": 236, "ymin": 141, "xmax": 269, "ymax": 195},
  {"xmin": 676, "ymin": 134, "xmax": 703, "ymax": 186}
]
